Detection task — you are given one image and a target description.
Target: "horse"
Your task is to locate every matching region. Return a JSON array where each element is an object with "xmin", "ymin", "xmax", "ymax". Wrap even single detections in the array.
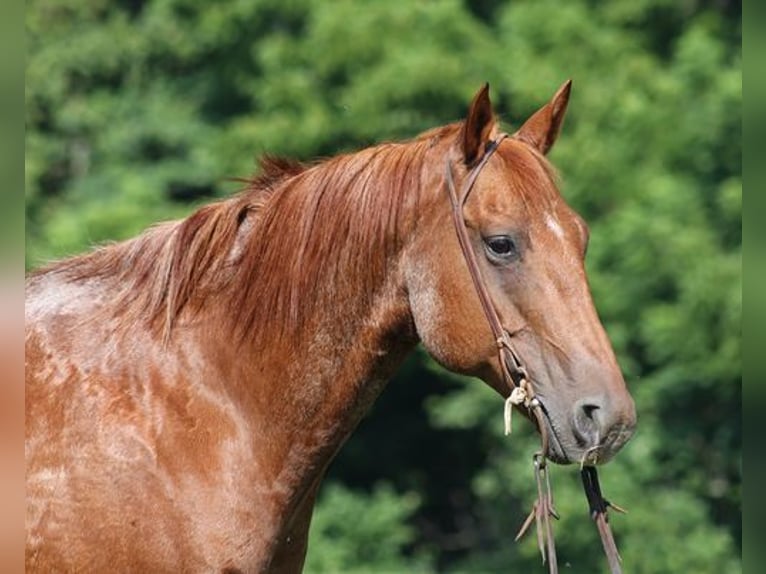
[{"xmin": 25, "ymin": 81, "xmax": 636, "ymax": 573}]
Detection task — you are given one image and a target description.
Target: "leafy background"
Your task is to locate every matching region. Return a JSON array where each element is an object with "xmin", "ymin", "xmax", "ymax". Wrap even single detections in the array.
[{"xmin": 26, "ymin": 0, "xmax": 741, "ymax": 572}]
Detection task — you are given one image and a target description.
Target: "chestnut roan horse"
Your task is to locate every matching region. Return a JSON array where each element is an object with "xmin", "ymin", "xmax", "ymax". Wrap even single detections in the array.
[{"xmin": 26, "ymin": 82, "xmax": 636, "ymax": 572}]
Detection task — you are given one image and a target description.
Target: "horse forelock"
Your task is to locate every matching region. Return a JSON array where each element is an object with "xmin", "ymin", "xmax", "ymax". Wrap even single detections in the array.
[{"xmin": 495, "ymin": 139, "xmax": 563, "ymax": 215}]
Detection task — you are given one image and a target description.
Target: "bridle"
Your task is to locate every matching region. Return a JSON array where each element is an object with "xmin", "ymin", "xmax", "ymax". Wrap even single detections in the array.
[
  {"xmin": 443, "ymin": 133, "xmax": 624, "ymax": 574},
  {"xmin": 444, "ymin": 133, "xmax": 547, "ymax": 441}
]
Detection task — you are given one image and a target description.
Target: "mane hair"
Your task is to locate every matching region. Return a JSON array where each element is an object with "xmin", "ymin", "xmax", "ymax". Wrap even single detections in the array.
[
  {"xmin": 33, "ymin": 124, "xmax": 463, "ymax": 343},
  {"xmin": 30, "ymin": 122, "xmax": 564, "ymax": 345},
  {"xmin": 229, "ymin": 127, "xmax": 457, "ymax": 342}
]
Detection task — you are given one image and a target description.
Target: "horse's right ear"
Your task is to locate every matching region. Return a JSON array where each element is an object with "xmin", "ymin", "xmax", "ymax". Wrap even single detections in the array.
[{"xmin": 462, "ymin": 83, "xmax": 495, "ymax": 166}]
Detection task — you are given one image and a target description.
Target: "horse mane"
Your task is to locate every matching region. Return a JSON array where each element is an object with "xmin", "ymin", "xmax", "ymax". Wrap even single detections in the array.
[{"xmin": 33, "ymin": 124, "xmax": 462, "ymax": 343}]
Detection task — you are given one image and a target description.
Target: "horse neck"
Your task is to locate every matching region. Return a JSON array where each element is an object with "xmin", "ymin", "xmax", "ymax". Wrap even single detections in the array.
[{"xmin": 198, "ymin": 140, "xmax": 452, "ymax": 500}]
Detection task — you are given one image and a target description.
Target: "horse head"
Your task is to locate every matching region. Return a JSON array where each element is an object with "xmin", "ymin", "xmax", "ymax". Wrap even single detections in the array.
[{"xmin": 407, "ymin": 82, "xmax": 636, "ymax": 465}]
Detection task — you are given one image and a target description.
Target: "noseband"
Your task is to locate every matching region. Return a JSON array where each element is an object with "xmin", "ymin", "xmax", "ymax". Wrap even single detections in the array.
[{"xmin": 443, "ymin": 134, "xmax": 624, "ymax": 574}]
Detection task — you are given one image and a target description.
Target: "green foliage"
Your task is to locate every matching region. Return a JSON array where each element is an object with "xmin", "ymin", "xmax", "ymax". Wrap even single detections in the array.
[
  {"xmin": 305, "ymin": 483, "xmax": 432, "ymax": 573},
  {"xmin": 26, "ymin": 0, "xmax": 740, "ymax": 571}
]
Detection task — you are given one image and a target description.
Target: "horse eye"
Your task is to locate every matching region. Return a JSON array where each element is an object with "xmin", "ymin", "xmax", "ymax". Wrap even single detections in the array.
[{"xmin": 485, "ymin": 235, "xmax": 517, "ymax": 259}]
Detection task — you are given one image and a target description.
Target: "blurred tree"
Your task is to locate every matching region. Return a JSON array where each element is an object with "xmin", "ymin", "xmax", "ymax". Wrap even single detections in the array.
[
  {"xmin": 26, "ymin": 0, "xmax": 740, "ymax": 571},
  {"xmin": 305, "ymin": 483, "xmax": 432, "ymax": 573}
]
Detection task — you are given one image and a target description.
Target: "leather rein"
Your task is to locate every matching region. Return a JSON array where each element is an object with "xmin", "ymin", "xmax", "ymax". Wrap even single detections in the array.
[{"xmin": 444, "ymin": 133, "xmax": 624, "ymax": 574}]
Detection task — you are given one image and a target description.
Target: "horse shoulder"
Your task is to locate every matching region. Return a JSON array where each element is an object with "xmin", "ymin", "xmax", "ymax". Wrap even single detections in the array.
[{"xmin": 25, "ymin": 272, "xmax": 283, "ymax": 571}]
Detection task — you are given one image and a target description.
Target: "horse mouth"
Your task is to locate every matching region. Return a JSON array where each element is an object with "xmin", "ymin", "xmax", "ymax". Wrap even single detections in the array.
[
  {"xmin": 529, "ymin": 398, "xmax": 631, "ymax": 466},
  {"xmin": 526, "ymin": 398, "xmax": 573, "ymax": 465}
]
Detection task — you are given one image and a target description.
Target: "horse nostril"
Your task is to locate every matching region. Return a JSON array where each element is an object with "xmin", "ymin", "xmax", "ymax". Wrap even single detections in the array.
[
  {"xmin": 581, "ymin": 403, "xmax": 600, "ymax": 421},
  {"xmin": 573, "ymin": 398, "xmax": 604, "ymax": 446},
  {"xmin": 571, "ymin": 393, "xmax": 637, "ymax": 459}
]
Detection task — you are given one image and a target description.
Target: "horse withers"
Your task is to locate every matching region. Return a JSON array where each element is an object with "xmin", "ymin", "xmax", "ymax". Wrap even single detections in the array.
[{"xmin": 26, "ymin": 81, "xmax": 636, "ymax": 572}]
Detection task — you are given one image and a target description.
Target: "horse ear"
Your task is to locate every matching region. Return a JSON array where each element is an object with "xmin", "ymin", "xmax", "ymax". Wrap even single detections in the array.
[
  {"xmin": 462, "ymin": 83, "xmax": 495, "ymax": 166},
  {"xmin": 514, "ymin": 79, "xmax": 572, "ymax": 155}
]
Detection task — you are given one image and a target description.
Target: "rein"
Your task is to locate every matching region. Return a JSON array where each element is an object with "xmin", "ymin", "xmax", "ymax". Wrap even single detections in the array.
[{"xmin": 444, "ymin": 134, "xmax": 624, "ymax": 573}]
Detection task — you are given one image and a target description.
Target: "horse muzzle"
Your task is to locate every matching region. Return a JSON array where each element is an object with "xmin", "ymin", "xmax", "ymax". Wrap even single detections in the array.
[{"xmin": 533, "ymin": 392, "xmax": 637, "ymax": 466}]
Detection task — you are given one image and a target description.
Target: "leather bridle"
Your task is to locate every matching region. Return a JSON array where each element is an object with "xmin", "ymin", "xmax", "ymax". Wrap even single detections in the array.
[
  {"xmin": 443, "ymin": 133, "xmax": 550, "ymax": 445},
  {"xmin": 443, "ymin": 133, "xmax": 624, "ymax": 574}
]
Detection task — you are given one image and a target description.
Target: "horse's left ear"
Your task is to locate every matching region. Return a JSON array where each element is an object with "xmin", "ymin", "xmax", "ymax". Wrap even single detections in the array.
[
  {"xmin": 462, "ymin": 83, "xmax": 495, "ymax": 166},
  {"xmin": 514, "ymin": 79, "xmax": 572, "ymax": 155}
]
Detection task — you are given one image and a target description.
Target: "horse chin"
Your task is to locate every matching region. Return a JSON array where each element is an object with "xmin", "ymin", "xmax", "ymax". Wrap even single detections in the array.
[
  {"xmin": 534, "ymin": 408, "xmax": 620, "ymax": 467},
  {"xmin": 540, "ymin": 424, "xmax": 572, "ymax": 465},
  {"xmin": 530, "ymin": 406, "xmax": 574, "ymax": 466}
]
